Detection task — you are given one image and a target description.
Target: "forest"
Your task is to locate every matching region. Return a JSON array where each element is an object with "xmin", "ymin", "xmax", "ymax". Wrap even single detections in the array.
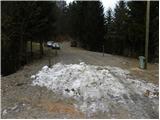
[{"xmin": 1, "ymin": 1, "xmax": 159, "ymax": 76}]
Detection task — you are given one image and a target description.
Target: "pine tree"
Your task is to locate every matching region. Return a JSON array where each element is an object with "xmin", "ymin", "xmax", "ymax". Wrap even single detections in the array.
[
  {"xmin": 104, "ymin": 8, "xmax": 114, "ymax": 53},
  {"xmin": 68, "ymin": 1, "xmax": 105, "ymax": 51},
  {"xmin": 1, "ymin": 1, "xmax": 58, "ymax": 75},
  {"xmin": 127, "ymin": 1, "xmax": 159, "ymax": 61},
  {"xmin": 113, "ymin": 1, "xmax": 129, "ymax": 55},
  {"xmin": 149, "ymin": 1, "xmax": 159, "ymax": 62},
  {"xmin": 85, "ymin": 1, "xmax": 105, "ymax": 51},
  {"xmin": 127, "ymin": 1, "xmax": 146, "ymax": 57}
]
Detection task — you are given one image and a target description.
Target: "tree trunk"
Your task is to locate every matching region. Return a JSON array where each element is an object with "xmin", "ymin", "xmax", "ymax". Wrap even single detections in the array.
[
  {"xmin": 30, "ymin": 40, "xmax": 33, "ymax": 58},
  {"xmin": 39, "ymin": 39, "xmax": 43, "ymax": 58},
  {"xmin": 19, "ymin": 21, "xmax": 25, "ymax": 67},
  {"xmin": 19, "ymin": 31, "xmax": 23, "ymax": 68},
  {"xmin": 24, "ymin": 40, "xmax": 28, "ymax": 64}
]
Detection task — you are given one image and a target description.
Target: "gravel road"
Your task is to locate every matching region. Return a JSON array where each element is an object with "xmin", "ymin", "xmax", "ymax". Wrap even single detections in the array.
[{"xmin": 1, "ymin": 41, "xmax": 159, "ymax": 119}]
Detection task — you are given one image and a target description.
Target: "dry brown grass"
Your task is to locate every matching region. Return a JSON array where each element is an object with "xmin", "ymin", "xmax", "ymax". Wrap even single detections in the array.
[
  {"xmin": 37, "ymin": 99, "xmax": 84, "ymax": 118},
  {"xmin": 19, "ymin": 96, "xmax": 84, "ymax": 118}
]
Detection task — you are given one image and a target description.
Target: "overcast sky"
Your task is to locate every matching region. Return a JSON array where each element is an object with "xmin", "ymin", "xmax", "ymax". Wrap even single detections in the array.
[{"xmin": 66, "ymin": 0, "xmax": 119, "ymax": 12}]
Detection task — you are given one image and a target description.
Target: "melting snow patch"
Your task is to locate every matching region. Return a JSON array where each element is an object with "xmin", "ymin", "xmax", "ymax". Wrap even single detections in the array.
[{"xmin": 32, "ymin": 62, "xmax": 158, "ymax": 117}]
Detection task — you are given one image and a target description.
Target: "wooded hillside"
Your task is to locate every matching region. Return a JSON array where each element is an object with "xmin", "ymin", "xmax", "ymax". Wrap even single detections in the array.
[{"xmin": 1, "ymin": 1, "xmax": 159, "ymax": 76}]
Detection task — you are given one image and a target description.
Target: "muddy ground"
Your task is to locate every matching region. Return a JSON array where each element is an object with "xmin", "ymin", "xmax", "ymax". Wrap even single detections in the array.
[{"xmin": 1, "ymin": 42, "xmax": 159, "ymax": 119}]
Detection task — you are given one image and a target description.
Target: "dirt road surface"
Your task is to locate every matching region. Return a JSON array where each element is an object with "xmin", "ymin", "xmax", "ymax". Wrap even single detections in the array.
[{"xmin": 1, "ymin": 42, "xmax": 159, "ymax": 119}]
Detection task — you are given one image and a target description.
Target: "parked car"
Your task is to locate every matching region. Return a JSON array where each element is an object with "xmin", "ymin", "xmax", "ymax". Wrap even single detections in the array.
[
  {"xmin": 71, "ymin": 41, "xmax": 77, "ymax": 47},
  {"xmin": 47, "ymin": 41, "xmax": 54, "ymax": 47},
  {"xmin": 52, "ymin": 42, "xmax": 60, "ymax": 50}
]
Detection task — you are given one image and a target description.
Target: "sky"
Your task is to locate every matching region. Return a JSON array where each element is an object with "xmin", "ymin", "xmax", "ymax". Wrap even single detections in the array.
[{"xmin": 65, "ymin": 0, "xmax": 119, "ymax": 12}]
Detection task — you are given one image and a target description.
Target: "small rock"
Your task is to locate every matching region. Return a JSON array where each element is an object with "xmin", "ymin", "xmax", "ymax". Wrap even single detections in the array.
[
  {"xmin": 144, "ymin": 90, "xmax": 150, "ymax": 97},
  {"xmin": 65, "ymin": 89, "xmax": 70, "ymax": 92},
  {"xmin": 153, "ymin": 92, "xmax": 159, "ymax": 97},
  {"xmin": 144, "ymin": 90, "xmax": 159, "ymax": 98},
  {"xmin": 71, "ymin": 88, "xmax": 75, "ymax": 91}
]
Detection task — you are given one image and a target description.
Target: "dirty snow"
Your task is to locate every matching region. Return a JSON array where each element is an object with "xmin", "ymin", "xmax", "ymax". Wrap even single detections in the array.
[{"xmin": 32, "ymin": 62, "xmax": 159, "ymax": 118}]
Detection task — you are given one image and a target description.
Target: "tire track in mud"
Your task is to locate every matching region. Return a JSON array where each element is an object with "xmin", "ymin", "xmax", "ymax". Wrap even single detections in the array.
[{"xmin": 108, "ymin": 69, "xmax": 159, "ymax": 118}]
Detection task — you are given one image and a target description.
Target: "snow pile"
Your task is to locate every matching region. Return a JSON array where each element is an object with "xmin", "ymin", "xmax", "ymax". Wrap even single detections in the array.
[{"xmin": 32, "ymin": 62, "xmax": 158, "ymax": 117}]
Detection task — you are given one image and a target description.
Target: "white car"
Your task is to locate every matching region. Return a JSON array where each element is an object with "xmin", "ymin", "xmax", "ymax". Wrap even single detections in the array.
[
  {"xmin": 52, "ymin": 42, "xmax": 60, "ymax": 49},
  {"xmin": 47, "ymin": 41, "xmax": 54, "ymax": 47}
]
